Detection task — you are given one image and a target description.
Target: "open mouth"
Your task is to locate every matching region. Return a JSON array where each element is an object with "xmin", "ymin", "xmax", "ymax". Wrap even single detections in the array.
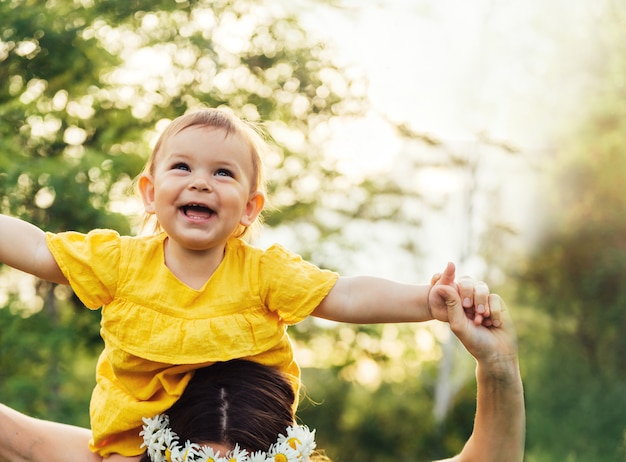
[{"xmin": 180, "ymin": 203, "xmax": 215, "ymax": 219}]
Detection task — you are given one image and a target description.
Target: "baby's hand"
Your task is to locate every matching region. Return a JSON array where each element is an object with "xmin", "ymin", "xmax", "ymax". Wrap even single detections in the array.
[
  {"xmin": 430, "ymin": 263, "xmax": 498, "ymax": 327},
  {"xmin": 456, "ymin": 274, "xmax": 492, "ymax": 326}
]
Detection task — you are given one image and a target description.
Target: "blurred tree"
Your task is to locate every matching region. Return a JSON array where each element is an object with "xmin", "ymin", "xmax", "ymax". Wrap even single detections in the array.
[
  {"xmin": 298, "ymin": 327, "xmax": 477, "ymax": 462},
  {"xmin": 518, "ymin": 2, "xmax": 626, "ymax": 460}
]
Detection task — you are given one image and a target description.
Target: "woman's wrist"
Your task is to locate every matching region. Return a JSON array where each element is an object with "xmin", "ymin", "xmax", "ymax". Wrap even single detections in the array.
[{"xmin": 476, "ymin": 354, "xmax": 522, "ymax": 388}]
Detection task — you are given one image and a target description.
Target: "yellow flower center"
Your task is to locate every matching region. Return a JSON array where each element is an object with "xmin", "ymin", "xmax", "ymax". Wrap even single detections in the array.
[
  {"xmin": 275, "ymin": 454, "xmax": 288, "ymax": 462},
  {"xmin": 287, "ymin": 437, "xmax": 301, "ymax": 450},
  {"xmin": 165, "ymin": 448, "xmax": 172, "ymax": 462}
]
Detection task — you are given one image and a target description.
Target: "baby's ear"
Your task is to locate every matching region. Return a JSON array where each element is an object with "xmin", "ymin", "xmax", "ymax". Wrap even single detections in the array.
[
  {"xmin": 240, "ymin": 191, "xmax": 265, "ymax": 226},
  {"xmin": 138, "ymin": 174, "xmax": 156, "ymax": 214}
]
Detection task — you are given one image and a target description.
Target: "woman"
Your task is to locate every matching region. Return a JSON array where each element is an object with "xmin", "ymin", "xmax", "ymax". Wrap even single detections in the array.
[{"xmin": 0, "ymin": 287, "xmax": 524, "ymax": 462}]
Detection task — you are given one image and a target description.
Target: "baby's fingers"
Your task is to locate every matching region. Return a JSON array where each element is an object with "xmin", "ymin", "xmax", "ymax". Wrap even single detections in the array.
[
  {"xmin": 486, "ymin": 293, "xmax": 502, "ymax": 327},
  {"xmin": 458, "ymin": 276, "xmax": 490, "ymax": 314},
  {"xmin": 473, "ymin": 281, "xmax": 490, "ymax": 318}
]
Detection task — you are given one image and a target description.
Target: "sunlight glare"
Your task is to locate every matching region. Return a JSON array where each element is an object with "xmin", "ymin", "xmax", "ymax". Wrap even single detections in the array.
[
  {"xmin": 64, "ymin": 126, "xmax": 88, "ymax": 146},
  {"xmin": 34, "ymin": 187, "xmax": 55, "ymax": 209},
  {"xmin": 114, "ymin": 47, "xmax": 173, "ymax": 85},
  {"xmin": 414, "ymin": 167, "xmax": 460, "ymax": 196},
  {"xmin": 327, "ymin": 113, "xmax": 400, "ymax": 180},
  {"xmin": 414, "ymin": 328, "xmax": 436, "ymax": 353},
  {"xmin": 27, "ymin": 115, "xmax": 61, "ymax": 140},
  {"xmin": 353, "ymin": 357, "xmax": 381, "ymax": 389}
]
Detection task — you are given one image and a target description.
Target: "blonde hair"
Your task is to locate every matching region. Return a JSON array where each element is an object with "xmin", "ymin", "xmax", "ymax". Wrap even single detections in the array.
[{"xmin": 137, "ymin": 108, "xmax": 269, "ymax": 240}]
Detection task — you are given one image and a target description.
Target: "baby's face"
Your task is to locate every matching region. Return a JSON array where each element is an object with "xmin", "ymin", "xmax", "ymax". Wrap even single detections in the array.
[{"xmin": 141, "ymin": 126, "xmax": 261, "ymax": 251}]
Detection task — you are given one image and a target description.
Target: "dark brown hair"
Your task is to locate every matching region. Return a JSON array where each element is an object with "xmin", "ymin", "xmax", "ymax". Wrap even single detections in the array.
[{"xmin": 139, "ymin": 360, "xmax": 295, "ymax": 461}]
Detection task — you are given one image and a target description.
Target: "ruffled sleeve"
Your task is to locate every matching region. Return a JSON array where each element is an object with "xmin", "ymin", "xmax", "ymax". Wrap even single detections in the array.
[
  {"xmin": 45, "ymin": 229, "xmax": 121, "ymax": 309},
  {"xmin": 258, "ymin": 244, "xmax": 339, "ymax": 324}
]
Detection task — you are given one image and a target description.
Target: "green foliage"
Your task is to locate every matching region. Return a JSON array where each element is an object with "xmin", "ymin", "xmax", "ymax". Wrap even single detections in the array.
[
  {"xmin": 0, "ymin": 291, "xmax": 98, "ymax": 426},
  {"xmin": 300, "ymin": 361, "xmax": 477, "ymax": 462},
  {"xmin": 524, "ymin": 336, "xmax": 626, "ymax": 462},
  {"xmin": 293, "ymin": 321, "xmax": 479, "ymax": 461},
  {"xmin": 517, "ymin": 5, "xmax": 626, "ymax": 457},
  {"xmin": 519, "ymin": 168, "xmax": 626, "ymax": 461}
]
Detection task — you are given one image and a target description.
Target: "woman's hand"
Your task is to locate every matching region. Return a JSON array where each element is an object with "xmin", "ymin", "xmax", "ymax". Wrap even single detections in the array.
[{"xmin": 428, "ymin": 262, "xmax": 495, "ymax": 327}]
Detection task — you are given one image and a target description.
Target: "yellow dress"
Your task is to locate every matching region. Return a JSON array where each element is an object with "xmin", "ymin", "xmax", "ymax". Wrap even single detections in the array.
[{"xmin": 45, "ymin": 230, "xmax": 339, "ymax": 457}]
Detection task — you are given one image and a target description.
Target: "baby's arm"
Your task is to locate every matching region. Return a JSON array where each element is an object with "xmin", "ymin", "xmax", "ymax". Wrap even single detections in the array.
[
  {"xmin": 0, "ymin": 215, "xmax": 66, "ymax": 284},
  {"xmin": 312, "ymin": 262, "xmax": 490, "ymax": 325},
  {"xmin": 313, "ymin": 275, "xmax": 433, "ymax": 323}
]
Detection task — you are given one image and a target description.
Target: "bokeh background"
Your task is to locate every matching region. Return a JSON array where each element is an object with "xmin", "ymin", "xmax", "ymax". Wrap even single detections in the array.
[{"xmin": 1, "ymin": 1, "xmax": 625, "ymax": 460}]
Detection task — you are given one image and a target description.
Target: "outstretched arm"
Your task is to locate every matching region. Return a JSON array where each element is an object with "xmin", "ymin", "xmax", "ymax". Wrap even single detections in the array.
[
  {"xmin": 0, "ymin": 404, "xmax": 99, "ymax": 462},
  {"xmin": 312, "ymin": 274, "xmax": 434, "ymax": 323},
  {"xmin": 0, "ymin": 215, "xmax": 66, "ymax": 284},
  {"xmin": 433, "ymin": 289, "xmax": 525, "ymax": 462},
  {"xmin": 312, "ymin": 262, "xmax": 493, "ymax": 326},
  {"xmin": 0, "ymin": 404, "xmax": 142, "ymax": 462}
]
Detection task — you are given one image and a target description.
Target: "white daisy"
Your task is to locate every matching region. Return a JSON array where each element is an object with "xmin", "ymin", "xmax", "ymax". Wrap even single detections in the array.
[
  {"xmin": 146, "ymin": 426, "xmax": 177, "ymax": 462},
  {"xmin": 141, "ymin": 415, "xmax": 169, "ymax": 459},
  {"xmin": 224, "ymin": 444, "xmax": 250, "ymax": 462},
  {"xmin": 196, "ymin": 445, "xmax": 225, "ymax": 462},
  {"xmin": 183, "ymin": 441, "xmax": 202, "ymax": 461},
  {"xmin": 276, "ymin": 425, "xmax": 316, "ymax": 459},
  {"xmin": 247, "ymin": 450, "xmax": 270, "ymax": 462},
  {"xmin": 141, "ymin": 415, "xmax": 168, "ymax": 440},
  {"xmin": 168, "ymin": 444, "xmax": 184, "ymax": 462},
  {"xmin": 267, "ymin": 441, "xmax": 300, "ymax": 462},
  {"xmin": 139, "ymin": 414, "xmax": 317, "ymax": 462},
  {"xmin": 291, "ymin": 426, "xmax": 316, "ymax": 457}
]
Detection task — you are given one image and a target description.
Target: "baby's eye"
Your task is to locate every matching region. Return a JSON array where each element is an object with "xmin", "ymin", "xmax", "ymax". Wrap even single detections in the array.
[
  {"xmin": 172, "ymin": 162, "xmax": 191, "ymax": 172},
  {"xmin": 215, "ymin": 168, "xmax": 234, "ymax": 178}
]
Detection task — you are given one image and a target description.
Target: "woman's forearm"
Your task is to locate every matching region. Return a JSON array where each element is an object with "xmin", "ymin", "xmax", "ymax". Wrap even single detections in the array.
[
  {"xmin": 0, "ymin": 403, "xmax": 99, "ymax": 462},
  {"xmin": 458, "ymin": 358, "xmax": 525, "ymax": 462}
]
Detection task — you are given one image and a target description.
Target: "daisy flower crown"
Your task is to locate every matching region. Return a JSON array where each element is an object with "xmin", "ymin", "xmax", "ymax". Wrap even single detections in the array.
[{"xmin": 140, "ymin": 414, "xmax": 317, "ymax": 462}]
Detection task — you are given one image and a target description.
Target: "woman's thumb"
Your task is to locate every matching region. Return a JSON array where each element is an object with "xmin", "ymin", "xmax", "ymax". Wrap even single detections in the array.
[{"xmin": 435, "ymin": 284, "xmax": 464, "ymax": 327}]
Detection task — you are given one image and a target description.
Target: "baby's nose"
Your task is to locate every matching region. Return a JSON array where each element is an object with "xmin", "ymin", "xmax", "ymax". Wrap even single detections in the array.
[{"xmin": 189, "ymin": 176, "xmax": 211, "ymax": 191}]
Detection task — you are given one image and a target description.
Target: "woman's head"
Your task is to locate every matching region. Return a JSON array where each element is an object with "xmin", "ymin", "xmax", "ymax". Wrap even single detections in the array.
[
  {"xmin": 167, "ymin": 360, "xmax": 295, "ymax": 453},
  {"xmin": 137, "ymin": 108, "xmax": 269, "ymax": 240},
  {"xmin": 139, "ymin": 360, "xmax": 330, "ymax": 462}
]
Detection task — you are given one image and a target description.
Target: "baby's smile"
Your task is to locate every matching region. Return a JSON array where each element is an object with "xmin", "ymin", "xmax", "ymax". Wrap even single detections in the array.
[{"xmin": 180, "ymin": 203, "xmax": 215, "ymax": 220}]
